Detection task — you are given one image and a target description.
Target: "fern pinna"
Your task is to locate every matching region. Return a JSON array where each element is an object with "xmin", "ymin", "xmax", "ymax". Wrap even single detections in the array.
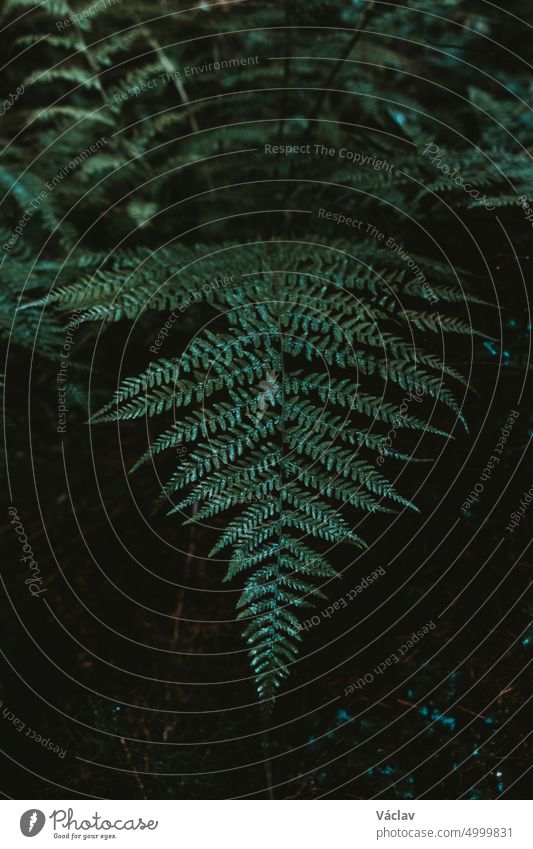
[{"xmin": 77, "ymin": 238, "xmax": 474, "ymax": 702}]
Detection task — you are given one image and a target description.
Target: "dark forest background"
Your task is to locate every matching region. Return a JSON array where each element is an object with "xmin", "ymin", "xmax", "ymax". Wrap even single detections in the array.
[{"xmin": 0, "ymin": 0, "xmax": 532, "ymax": 799}]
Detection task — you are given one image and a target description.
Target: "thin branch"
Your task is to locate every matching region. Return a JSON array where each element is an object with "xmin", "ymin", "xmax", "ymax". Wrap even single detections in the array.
[{"xmin": 310, "ymin": 0, "xmax": 376, "ymax": 125}]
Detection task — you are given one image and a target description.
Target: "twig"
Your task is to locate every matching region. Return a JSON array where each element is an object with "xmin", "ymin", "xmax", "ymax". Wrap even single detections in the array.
[
  {"xmin": 171, "ymin": 501, "xmax": 199, "ymax": 649},
  {"xmin": 310, "ymin": 1, "xmax": 376, "ymax": 126}
]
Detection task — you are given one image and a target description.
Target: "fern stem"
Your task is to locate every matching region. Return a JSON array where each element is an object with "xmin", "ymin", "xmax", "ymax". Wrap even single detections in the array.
[
  {"xmin": 66, "ymin": 2, "xmax": 107, "ymax": 105},
  {"xmin": 272, "ymin": 266, "xmax": 287, "ymax": 701},
  {"xmin": 260, "ymin": 705, "xmax": 276, "ymax": 799},
  {"xmin": 277, "ymin": 0, "xmax": 292, "ymax": 142},
  {"xmin": 140, "ymin": 25, "xmax": 215, "ymax": 193},
  {"xmin": 310, "ymin": 0, "xmax": 376, "ymax": 125}
]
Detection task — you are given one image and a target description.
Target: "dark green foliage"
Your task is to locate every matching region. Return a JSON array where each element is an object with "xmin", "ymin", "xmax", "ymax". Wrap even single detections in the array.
[
  {"xmin": 59, "ymin": 238, "xmax": 478, "ymax": 700},
  {"xmin": 1, "ymin": 0, "xmax": 529, "ymax": 709}
]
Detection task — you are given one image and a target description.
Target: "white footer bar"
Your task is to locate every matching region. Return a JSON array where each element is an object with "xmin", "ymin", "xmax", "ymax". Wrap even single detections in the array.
[{"xmin": 2, "ymin": 800, "xmax": 530, "ymax": 848}]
